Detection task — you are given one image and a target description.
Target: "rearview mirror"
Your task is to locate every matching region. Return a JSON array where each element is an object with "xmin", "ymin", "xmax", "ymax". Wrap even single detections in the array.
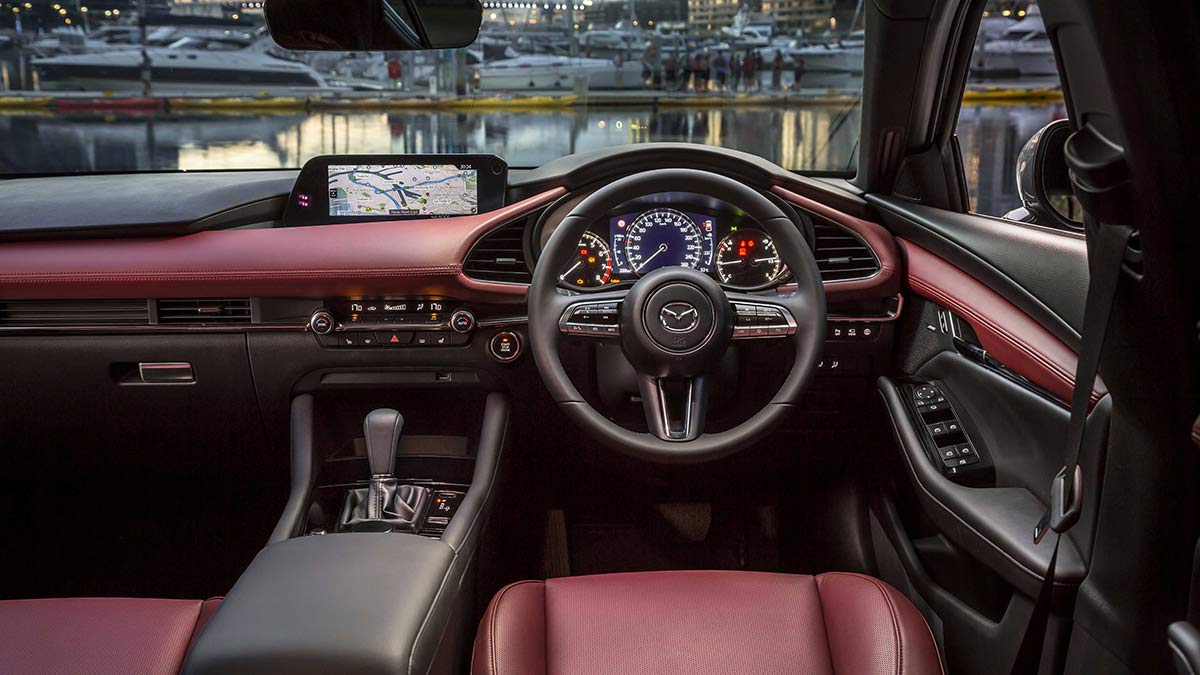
[
  {"xmin": 265, "ymin": 0, "xmax": 482, "ymax": 51},
  {"xmin": 1004, "ymin": 119, "xmax": 1083, "ymax": 229}
]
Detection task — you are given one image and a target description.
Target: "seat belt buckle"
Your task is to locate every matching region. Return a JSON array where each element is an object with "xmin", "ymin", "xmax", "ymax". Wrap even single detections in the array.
[{"xmin": 1034, "ymin": 465, "xmax": 1083, "ymax": 544}]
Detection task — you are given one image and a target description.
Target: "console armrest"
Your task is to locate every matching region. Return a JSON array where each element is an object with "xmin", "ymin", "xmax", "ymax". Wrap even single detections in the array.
[{"xmin": 183, "ymin": 532, "xmax": 454, "ymax": 675}]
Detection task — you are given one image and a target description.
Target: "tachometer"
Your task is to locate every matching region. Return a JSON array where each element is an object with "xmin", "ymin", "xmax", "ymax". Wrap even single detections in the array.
[
  {"xmin": 559, "ymin": 231, "xmax": 613, "ymax": 287},
  {"xmin": 715, "ymin": 229, "xmax": 785, "ymax": 287},
  {"xmin": 623, "ymin": 208, "xmax": 704, "ymax": 274}
]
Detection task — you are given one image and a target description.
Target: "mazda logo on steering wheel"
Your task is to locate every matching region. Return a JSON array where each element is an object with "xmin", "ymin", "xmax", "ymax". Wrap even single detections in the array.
[{"xmin": 659, "ymin": 302, "xmax": 699, "ymax": 333}]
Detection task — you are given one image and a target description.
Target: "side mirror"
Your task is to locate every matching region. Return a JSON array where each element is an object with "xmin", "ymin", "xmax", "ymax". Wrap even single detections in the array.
[
  {"xmin": 264, "ymin": 0, "xmax": 481, "ymax": 51},
  {"xmin": 1004, "ymin": 119, "xmax": 1083, "ymax": 228}
]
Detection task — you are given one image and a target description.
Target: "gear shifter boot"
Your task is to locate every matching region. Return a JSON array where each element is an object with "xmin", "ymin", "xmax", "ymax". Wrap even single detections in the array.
[{"xmin": 339, "ymin": 479, "xmax": 429, "ymax": 533}]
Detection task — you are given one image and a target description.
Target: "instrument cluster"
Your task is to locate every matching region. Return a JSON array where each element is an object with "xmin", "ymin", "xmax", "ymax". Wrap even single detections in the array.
[{"xmin": 556, "ymin": 203, "xmax": 791, "ymax": 291}]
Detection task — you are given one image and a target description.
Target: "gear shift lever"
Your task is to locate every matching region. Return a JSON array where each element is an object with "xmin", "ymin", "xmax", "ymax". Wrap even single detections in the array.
[
  {"xmin": 365, "ymin": 408, "xmax": 403, "ymax": 479},
  {"xmin": 338, "ymin": 408, "xmax": 429, "ymax": 532}
]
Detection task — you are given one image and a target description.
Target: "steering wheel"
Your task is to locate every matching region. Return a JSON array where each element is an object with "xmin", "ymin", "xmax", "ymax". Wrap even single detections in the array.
[{"xmin": 528, "ymin": 169, "xmax": 826, "ymax": 463}]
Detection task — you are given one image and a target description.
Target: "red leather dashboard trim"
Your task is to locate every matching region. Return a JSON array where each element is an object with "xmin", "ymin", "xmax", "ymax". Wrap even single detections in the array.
[
  {"xmin": 770, "ymin": 185, "xmax": 900, "ymax": 300},
  {"xmin": 0, "ymin": 188, "xmax": 565, "ymax": 301},
  {"xmin": 900, "ymin": 238, "xmax": 1104, "ymax": 408}
]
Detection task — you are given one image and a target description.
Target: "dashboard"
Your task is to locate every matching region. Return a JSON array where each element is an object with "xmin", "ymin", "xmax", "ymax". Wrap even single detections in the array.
[{"xmin": 540, "ymin": 193, "xmax": 811, "ymax": 292}]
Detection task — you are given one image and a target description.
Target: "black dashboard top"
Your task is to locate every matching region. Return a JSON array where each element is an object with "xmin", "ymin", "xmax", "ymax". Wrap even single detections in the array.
[{"xmin": 0, "ymin": 144, "xmax": 869, "ymax": 242}]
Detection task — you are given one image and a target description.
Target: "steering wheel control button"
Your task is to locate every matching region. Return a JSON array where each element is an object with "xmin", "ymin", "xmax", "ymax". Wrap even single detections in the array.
[
  {"xmin": 731, "ymin": 301, "xmax": 796, "ymax": 339},
  {"xmin": 489, "ymin": 331, "xmax": 522, "ymax": 362},
  {"xmin": 559, "ymin": 300, "xmax": 621, "ymax": 337},
  {"xmin": 450, "ymin": 309, "xmax": 475, "ymax": 333},
  {"xmin": 309, "ymin": 310, "xmax": 335, "ymax": 335}
]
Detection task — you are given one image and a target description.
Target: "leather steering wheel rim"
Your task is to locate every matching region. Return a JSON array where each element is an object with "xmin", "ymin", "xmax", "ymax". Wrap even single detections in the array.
[{"xmin": 528, "ymin": 168, "xmax": 826, "ymax": 463}]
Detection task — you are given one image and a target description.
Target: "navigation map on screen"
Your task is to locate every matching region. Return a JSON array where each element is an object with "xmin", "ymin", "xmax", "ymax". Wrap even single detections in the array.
[{"xmin": 327, "ymin": 164, "xmax": 478, "ymax": 217}]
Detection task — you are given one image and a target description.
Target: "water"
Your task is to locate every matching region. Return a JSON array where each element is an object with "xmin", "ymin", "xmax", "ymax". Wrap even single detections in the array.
[{"xmin": 0, "ymin": 100, "xmax": 1064, "ymax": 218}]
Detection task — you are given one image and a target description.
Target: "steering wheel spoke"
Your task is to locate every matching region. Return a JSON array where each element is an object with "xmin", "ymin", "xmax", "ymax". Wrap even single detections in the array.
[
  {"xmin": 637, "ymin": 374, "xmax": 709, "ymax": 442},
  {"xmin": 725, "ymin": 292, "xmax": 799, "ymax": 341},
  {"xmin": 557, "ymin": 290, "xmax": 627, "ymax": 339}
]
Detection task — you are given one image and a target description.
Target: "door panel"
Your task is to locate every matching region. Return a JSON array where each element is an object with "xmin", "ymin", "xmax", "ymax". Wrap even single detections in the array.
[{"xmin": 866, "ymin": 201, "xmax": 1108, "ymax": 675}]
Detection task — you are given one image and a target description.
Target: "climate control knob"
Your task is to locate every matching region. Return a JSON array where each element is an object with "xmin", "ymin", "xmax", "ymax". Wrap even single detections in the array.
[
  {"xmin": 450, "ymin": 309, "xmax": 476, "ymax": 333},
  {"xmin": 309, "ymin": 309, "xmax": 335, "ymax": 335}
]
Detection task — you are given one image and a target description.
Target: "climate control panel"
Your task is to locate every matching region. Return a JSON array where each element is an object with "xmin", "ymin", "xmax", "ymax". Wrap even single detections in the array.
[{"xmin": 310, "ymin": 298, "xmax": 475, "ymax": 349}]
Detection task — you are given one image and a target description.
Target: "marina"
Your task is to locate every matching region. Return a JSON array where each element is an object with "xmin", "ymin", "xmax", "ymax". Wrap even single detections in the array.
[{"xmin": 0, "ymin": 0, "xmax": 1061, "ymax": 217}]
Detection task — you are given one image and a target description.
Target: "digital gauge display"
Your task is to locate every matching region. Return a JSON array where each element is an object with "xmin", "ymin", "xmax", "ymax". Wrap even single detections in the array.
[{"xmin": 609, "ymin": 208, "xmax": 715, "ymax": 276}]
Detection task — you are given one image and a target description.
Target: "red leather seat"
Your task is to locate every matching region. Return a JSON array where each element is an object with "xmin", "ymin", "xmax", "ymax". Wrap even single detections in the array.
[
  {"xmin": 0, "ymin": 597, "xmax": 221, "ymax": 675},
  {"xmin": 473, "ymin": 570, "xmax": 942, "ymax": 675}
]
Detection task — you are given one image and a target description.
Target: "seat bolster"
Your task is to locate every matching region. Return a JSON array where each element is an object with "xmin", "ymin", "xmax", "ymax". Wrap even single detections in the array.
[
  {"xmin": 472, "ymin": 580, "xmax": 547, "ymax": 675},
  {"xmin": 816, "ymin": 572, "xmax": 943, "ymax": 675},
  {"xmin": 0, "ymin": 597, "xmax": 222, "ymax": 675}
]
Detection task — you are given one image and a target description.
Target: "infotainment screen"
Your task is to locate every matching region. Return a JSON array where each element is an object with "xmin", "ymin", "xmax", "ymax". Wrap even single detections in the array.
[
  {"xmin": 282, "ymin": 154, "xmax": 506, "ymax": 227},
  {"xmin": 327, "ymin": 164, "xmax": 478, "ymax": 217}
]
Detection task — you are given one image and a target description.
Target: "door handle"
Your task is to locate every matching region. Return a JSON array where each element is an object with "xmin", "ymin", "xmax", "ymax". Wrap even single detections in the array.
[{"xmin": 136, "ymin": 362, "xmax": 195, "ymax": 384}]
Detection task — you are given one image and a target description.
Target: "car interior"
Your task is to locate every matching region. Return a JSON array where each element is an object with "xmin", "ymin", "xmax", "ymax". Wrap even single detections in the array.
[{"xmin": 0, "ymin": 0, "xmax": 1198, "ymax": 674}]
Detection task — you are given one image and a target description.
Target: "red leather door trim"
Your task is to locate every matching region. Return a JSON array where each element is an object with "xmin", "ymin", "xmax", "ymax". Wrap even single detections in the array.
[
  {"xmin": 0, "ymin": 188, "xmax": 565, "ymax": 301},
  {"xmin": 900, "ymin": 238, "xmax": 1104, "ymax": 407}
]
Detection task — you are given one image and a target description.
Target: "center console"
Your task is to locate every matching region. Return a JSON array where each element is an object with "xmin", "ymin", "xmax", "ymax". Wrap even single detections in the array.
[{"xmin": 184, "ymin": 379, "xmax": 510, "ymax": 675}]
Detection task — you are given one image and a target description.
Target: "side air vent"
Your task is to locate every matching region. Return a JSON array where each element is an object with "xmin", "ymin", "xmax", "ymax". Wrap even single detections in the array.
[
  {"xmin": 0, "ymin": 299, "xmax": 149, "ymax": 327},
  {"xmin": 156, "ymin": 298, "xmax": 252, "ymax": 325},
  {"xmin": 812, "ymin": 221, "xmax": 880, "ymax": 282},
  {"xmin": 463, "ymin": 219, "xmax": 532, "ymax": 284}
]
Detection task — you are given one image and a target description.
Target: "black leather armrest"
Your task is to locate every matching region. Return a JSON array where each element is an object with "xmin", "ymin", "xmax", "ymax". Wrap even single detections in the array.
[{"xmin": 182, "ymin": 533, "xmax": 454, "ymax": 675}]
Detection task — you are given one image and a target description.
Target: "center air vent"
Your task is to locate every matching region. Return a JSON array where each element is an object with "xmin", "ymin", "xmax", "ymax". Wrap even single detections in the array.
[
  {"xmin": 812, "ymin": 221, "xmax": 880, "ymax": 282},
  {"xmin": 0, "ymin": 299, "xmax": 149, "ymax": 327},
  {"xmin": 463, "ymin": 219, "xmax": 532, "ymax": 284},
  {"xmin": 156, "ymin": 298, "xmax": 252, "ymax": 325}
]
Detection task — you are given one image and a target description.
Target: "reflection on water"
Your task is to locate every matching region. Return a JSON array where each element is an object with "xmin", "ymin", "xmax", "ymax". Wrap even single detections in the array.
[{"xmin": 0, "ymin": 101, "xmax": 1061, "ymax": 217}]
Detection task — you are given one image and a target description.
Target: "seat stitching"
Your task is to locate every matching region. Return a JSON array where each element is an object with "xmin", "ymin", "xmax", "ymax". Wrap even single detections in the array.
[
  {"xmin": 813, "ymin": 575, "xmax": 838, "ymax": 674},
  {"xmin": 488, "ymin": 581, "xmax": 542, "ymax": 675},
  {"xmin": 862, "ymin": 575, "xmax": 904, "ymax": 675}
]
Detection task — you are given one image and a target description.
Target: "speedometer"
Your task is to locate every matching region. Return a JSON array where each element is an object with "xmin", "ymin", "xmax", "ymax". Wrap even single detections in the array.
[{"xmin": 623, "ymin": 208, "xmax": 703, "ymax": 274}]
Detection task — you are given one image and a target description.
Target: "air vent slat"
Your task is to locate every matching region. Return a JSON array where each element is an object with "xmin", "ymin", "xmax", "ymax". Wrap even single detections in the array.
[
  {"xmin": 156, "ymin": 299, "xmax": 252, "ymax": 325},
  {"xmin": 812, "ymin": 221, "xmax": 880, "ymax": 282},
  {"xmin": 0, "ymin": 300, "xmax": 149, "ymax": 326},
  {"xmin": 463, "ymin": 218, "xmax": 533, "ymax": 284}
]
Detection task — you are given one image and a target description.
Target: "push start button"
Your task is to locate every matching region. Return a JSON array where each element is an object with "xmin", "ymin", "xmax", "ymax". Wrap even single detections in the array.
[{"xmin": 488, "ymin": 331, "xmax": 521, "ymax": 362}]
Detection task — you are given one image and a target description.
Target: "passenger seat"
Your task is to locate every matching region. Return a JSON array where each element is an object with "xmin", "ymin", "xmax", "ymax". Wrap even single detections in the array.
[{"xmin": 0, "ymin": 597, "xmax": 220, "ymax": 675}]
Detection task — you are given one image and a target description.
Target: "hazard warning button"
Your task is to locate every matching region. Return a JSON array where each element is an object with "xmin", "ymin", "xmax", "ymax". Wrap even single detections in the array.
[{"xmin": 375, "ymin": 331, "xmax": 414, "ymax": 346}]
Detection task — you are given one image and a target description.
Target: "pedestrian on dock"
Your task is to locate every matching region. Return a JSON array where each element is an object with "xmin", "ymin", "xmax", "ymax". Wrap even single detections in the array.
[
  {"xmin": 771, "ymin": 52, "xmax": 784, "ymax": 90},
  {"xmin": 698, "ymin": 51, "xmax": 710, "ymax": 92},
  {"xmin": 754, "ymin": 52, "xmax": 765, "ymax": 90},
  {"xmin": 731, "ymin": 52, "xmax": 743, "ymax": 91},
  {"xmin": 792, "ymin": 57, "xmax": 806, "ymax": 91},
  {"xmin": 641, "ymin": 45, "xmax": 656, "ymax": 89},
  {"xmin": 713, "ymin": 52, "xmax": 729, "ymax": 93},
  {"xmin": 742, "ymin": 52, "xmax": 757, "ymax": 91},
  {"xmin": 664, "ymin": 54, "xmax": 678, "ymax": 91}
]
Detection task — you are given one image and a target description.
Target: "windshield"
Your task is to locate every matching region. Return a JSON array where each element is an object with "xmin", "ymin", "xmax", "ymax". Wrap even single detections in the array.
[
  {"xmin": 0, "ymin": 1, "xmax": 867, "ymax": 174},
  {"xmin": 0, "ymin": 0, "xmax": 1062, "ymax": 213}
]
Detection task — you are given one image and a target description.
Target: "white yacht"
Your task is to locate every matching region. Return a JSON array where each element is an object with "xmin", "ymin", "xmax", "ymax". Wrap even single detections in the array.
[
  {"xmin": 787, "ymin": 31, "xmax": 866, "ymax": 75},
  {"xmin": 33, "ymin": 32, "xmax": 333, "ymax": 95},
  {"xmin": 475, "ymin": 54, "xmax": 643, "ymax": 91},
  {"xmin": 977, "ymin": 5, "xmax": 1056, "ymax": 77}
]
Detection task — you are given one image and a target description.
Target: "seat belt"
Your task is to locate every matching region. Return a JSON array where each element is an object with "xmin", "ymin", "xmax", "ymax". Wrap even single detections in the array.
[{"xmin": 1007, "ymin": 138, "xmax": 1135, "ymax": 671}]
